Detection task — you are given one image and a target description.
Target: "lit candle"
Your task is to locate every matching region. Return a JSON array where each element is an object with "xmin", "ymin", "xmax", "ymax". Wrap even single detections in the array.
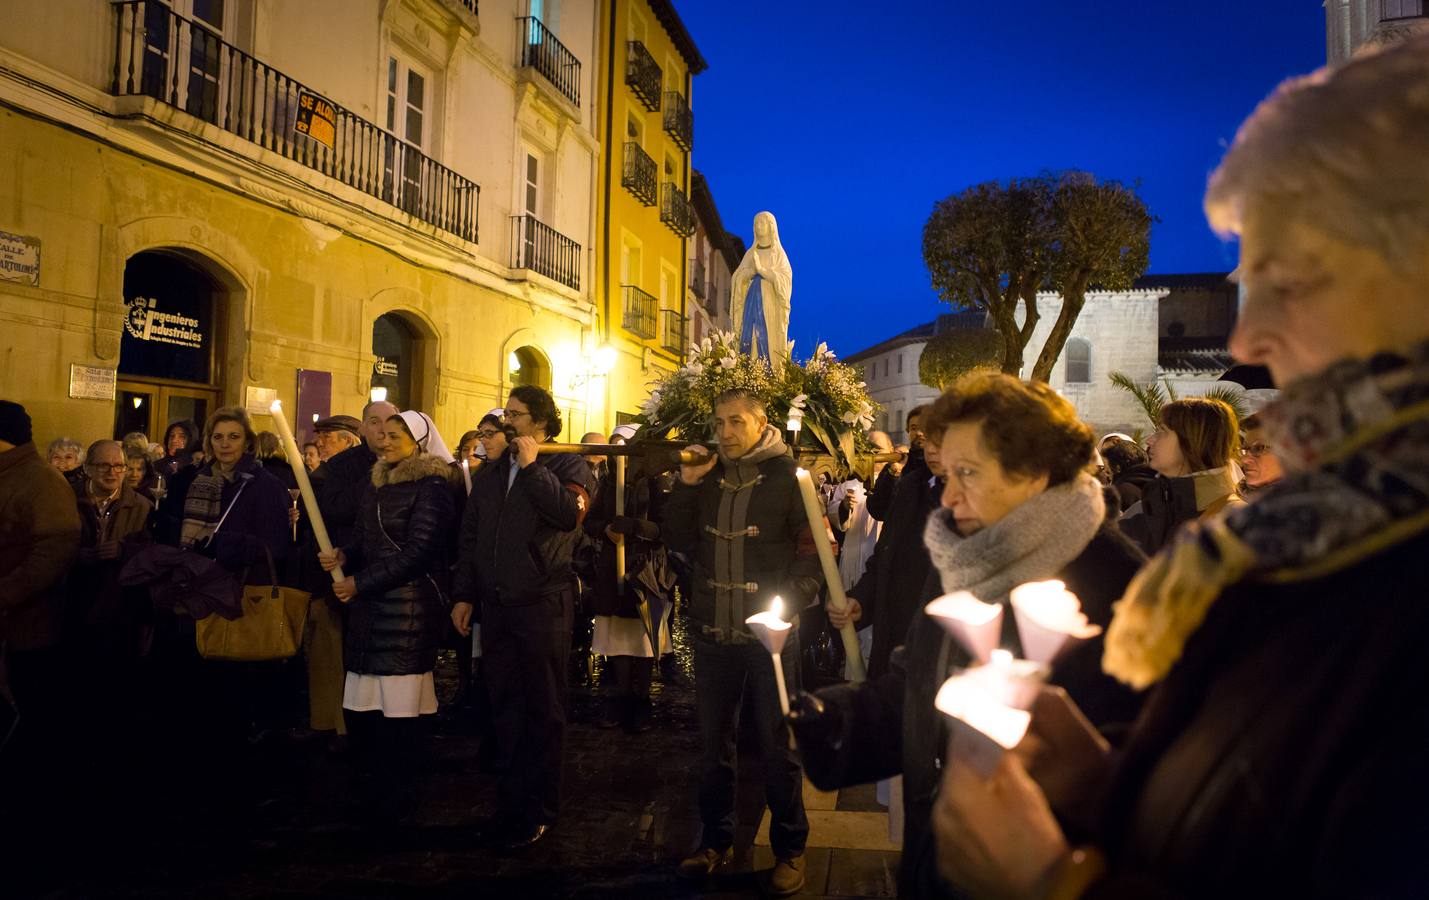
[
  {"xmin": 794, "ymin": 467, "xmax": 866, "ymax": 682},
  {"xmin": 460, "ymin": 458, "xmax": 472, "ymax": 494},
  {"xmin": 935, "ymin": 672, "xmax": 1032, "ymax": 777},
  {"xmin": 745, "ymin": 595, "xmax": 794, "ymax": 718},
  {"xmin": 924, "ymin": 591, "xmax": 1003, "ymax": 664},
  {"xmin": 270, "ymin": 400, "xmax": 343, "ymax": 581},
  {"xmin": 613, "ymin": 455, "xmax": 626, "ymax": 596},
  {"xmin": 1009, "ymin": 580, "xmax": 1101, "ymax": 665}
]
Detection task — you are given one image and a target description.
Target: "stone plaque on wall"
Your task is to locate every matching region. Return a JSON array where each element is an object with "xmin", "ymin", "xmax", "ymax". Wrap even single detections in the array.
[
  {"xmin": 245, "ymin": 386, "xmax": 278, "ymax": 417},
  {"xmin": 69, "ymin": 364, "xmax": 117, "ymax": 400}
]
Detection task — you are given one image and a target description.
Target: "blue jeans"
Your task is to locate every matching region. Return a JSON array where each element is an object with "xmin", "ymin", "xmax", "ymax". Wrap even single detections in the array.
[{"xmin": 693, "ymin": 632, "xmax": 809, "ymax": 858}]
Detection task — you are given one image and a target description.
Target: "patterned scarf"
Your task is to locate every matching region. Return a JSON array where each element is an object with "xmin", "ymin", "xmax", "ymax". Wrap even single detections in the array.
[
  {"xmin": 180, "ymin": 455, "xmax": 256, "ymax": 548},
  {"xmin": 1105, "ymin": 341, "xmax": 1429, "ymax": 688}
]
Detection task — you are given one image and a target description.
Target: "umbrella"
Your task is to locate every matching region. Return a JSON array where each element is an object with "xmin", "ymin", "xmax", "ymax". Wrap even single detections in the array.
[{"xmin": 119, "ymin": 543, "xmax": 245, "ymax": 620}]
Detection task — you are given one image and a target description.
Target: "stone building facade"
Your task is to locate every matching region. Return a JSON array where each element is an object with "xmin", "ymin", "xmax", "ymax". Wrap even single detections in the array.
[
  {"xmin": 1, "ymin": 0, "xmax": 610, "ymax": 447},
  {"xmin": 687, "ymin": 169, "xmax": 740, "ymax": 348},
  {"xmin": 1326, "ymin": 0, "xmax": 1427, "ymax": 63},
  {"xmin": 845, "ymin": 273, "xmax": 1237, "ymax": 438}
]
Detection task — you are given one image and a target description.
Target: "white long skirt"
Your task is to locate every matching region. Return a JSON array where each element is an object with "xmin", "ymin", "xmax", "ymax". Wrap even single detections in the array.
[
  {"xmin": 342, "ymin": 671, "xmax": 438, "ymax": 718},
  {"xmin": 591, "ymin": 612, "xmax": 672, "ymax": 658}
]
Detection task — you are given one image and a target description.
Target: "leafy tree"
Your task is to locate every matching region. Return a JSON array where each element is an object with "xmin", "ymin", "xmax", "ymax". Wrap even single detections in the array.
[
  {"xmin": 922, "ymin": 178, "xmax": 1054, "ymax": 375},
  {"xmin": 923, "ymin": 173, "xmax": 1153, "ymax": 382},
  {"xmin": 919, "ymin": 328, "xmax": 1002, "ymax": 390}
]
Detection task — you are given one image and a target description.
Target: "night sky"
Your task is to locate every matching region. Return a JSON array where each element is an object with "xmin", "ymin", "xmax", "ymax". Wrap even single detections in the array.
[{"xmin": 677, "ymin": 0, "xmax": 1325, "ymax": 359}]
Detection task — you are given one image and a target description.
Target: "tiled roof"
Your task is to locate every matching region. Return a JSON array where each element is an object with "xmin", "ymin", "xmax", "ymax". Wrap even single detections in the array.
[
  {"xmin": 1159, "ymin": 337, "xmax": 1233, "ymax": 375},
  {"xmin": 844, "ymin": 322, "xmax": 936, "ymax": 363},
  {"xmin": 1134, "ymin": 272, "xmax": 1234, "ymax": 291}
]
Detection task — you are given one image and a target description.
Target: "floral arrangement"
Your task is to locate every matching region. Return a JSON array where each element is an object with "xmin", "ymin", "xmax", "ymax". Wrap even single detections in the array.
[{"xmin": 634, "ymin": 331, "xmax": 880, "ymax": 477}]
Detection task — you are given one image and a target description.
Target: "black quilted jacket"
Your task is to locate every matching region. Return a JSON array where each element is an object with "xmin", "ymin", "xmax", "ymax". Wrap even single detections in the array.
[{"xmin": 342, "ymin": 452, "xmax": 457, "ymax": 675}]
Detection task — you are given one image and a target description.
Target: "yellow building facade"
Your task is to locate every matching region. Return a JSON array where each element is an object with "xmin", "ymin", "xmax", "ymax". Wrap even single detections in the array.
[
  {"xmin": 1, "ymin": 0, "xmax": 607, "ymax": 448},
  {"xmin": 592, "ymin": 0, "xmax": 707, "ymax": 423}
]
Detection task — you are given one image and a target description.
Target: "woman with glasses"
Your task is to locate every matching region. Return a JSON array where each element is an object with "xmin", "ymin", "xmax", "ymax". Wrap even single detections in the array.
[{"xmin": 1239, "ymin": 413, "xmax": 1284, "ymax": 493}]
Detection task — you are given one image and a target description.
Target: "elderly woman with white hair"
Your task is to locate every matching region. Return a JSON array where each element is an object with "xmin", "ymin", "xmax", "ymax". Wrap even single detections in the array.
[
  {"xmin": 318, "ymin": 410, "xmax": 458, "ymax": 829},
  {"xmin": 931, "ymin": 36, "xmax": 1429, "ymax": 899}
]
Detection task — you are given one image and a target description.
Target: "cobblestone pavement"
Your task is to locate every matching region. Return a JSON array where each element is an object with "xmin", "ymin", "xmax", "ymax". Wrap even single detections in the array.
[{"xmin": 22, "ymin": 616, "xmax": 900, "ymax": 899}]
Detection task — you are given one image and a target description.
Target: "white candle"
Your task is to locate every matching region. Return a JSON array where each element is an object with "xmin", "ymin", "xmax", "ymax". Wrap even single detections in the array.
[
  {"xmin": 794, "ymin": 467, "xmax": 867, "ymax": 682},
  {"xmin": 924, "ymin": 591, "xmax": 1003, "ymax": 664},
  {"xmin": 460, "ymin": 458, "xmax": 472, "ymax": 494},
  {"xmin": 1009, "ymin": 579, "xmax": 1101, "ymax": 665},
  {"xmin": 270, "ymin": 400, "xmax": 343, "ymax": 581},
  {"xmin": 746, "ymin": 596, "xmax": 795, "ymax": 746},
  {"xmin": 613, "ymin": 455, "xmax": 626, "ymax": 596}
]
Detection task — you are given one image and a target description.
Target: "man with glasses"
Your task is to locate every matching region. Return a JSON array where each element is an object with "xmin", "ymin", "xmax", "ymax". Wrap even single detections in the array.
[
  {"xmin": 1240, "ymin": 413, "xmax": 1284, "ymax": 493},
  {"xmin": 67, "ymin": 441, "xmax": 153, "ymax": 768},
  {"xmin": 451, "ymin": 385, "xmax": 593, "ymax": 850}
]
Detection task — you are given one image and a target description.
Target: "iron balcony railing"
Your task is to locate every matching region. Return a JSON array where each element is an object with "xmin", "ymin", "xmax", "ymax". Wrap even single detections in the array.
[
  {"xmin": 663, "ymin": 91, "xmax": 693, "ymax": 151},
  {"xmin": 517, "ymin": 16, "xmax": 581, "ymax": 108},
  {"xmin": 661, "ymin": 309, "xmax": 687, "ymax": 357},
  {"xmin": 111, "ymin": 0, "xmax": 479, "ymax": 243},
  {"xmin": 461, "ymin": 0, "xmax": 478, "ymax": 13},
  {"xmin": 1381, "ymin": 0, "xmax": 1425, "ymax": 20},
  {"xmin": 660, "ymin": 183, "xmax": 695, "ymax": 238},
  {"xmin": 509, "ymin": 215, "xmax": 581, "ymax": 291},
  {"xmin": 688, "ymin": 257, "xmax": 706, "ymax": 298},
  {"xmin": 622, "ymin": 141, "xmax": 658, "ymax": 206},
  {"xmin": 621, "ymin": 285, "xmax": 658, "ymax": 339},
  {"xmin": 625, "ymin": 41, "xmax": 662, "ymax": 111}
]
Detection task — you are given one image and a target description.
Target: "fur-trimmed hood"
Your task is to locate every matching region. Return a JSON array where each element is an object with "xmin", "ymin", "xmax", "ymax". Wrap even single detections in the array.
[{"xmin": 371, "ymin": 452, "xmax": 458, "ymax": 488}]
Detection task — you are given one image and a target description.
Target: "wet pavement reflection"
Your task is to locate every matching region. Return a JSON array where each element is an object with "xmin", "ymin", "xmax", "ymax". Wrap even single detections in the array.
[{"xmin": 20, "ymin": 599, "xmax": 898, "ymax": 898}]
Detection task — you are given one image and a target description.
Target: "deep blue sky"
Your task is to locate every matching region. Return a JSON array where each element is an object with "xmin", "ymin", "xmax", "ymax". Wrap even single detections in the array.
[{"xmin": 677, "ymin": 0, "xmax": 1325, "ymax": 358}]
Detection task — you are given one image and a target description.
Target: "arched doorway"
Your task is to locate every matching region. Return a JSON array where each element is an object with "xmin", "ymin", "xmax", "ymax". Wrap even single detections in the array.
[
  {"xmin": 114, "ymin": 250, "xmax": 225, "ymax": 440},
  {"xmin": 371, "ymin": 311, "xmax": 437, "ymax": 411},
  {"xmin": 508, "ymin": 344, "xmax": 551, "ymax": 391}
]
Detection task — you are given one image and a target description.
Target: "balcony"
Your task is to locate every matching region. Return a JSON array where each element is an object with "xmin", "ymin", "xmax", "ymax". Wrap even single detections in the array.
[
  {"xmin": 622, "ymin": 142, "xmax": 658, "ymax": 206},
  {"xmin": 111, "ymin": 1, "xmax": 479, "ymax": 243},
  {"xmin": 509, "ymin": 215, "xmax": 581, "ymax": 291},
  {"xmin": 621, "ymin": 286, "xmax": 658, "ymax": 339},
  {"xmin": 517, "ymin": 17, "xmax": 581, "ymax": 108},
  {"xmin": 625, "ymin": 41, "xmax": 662, "ymax": 111},
  {"xmin": 688, "ymin": 257, "xmax": 706, "ymax": 299},
  {"xmin": 660, "ymin": 184, "xmax": 695, "ymax": 238},
  {"xmin": 662, "ymin": 91, "xmax": 693, "ymax": 151},
  {"xmin": 660, "ymin": 309, "xmax": 687, "ymax": 357}
]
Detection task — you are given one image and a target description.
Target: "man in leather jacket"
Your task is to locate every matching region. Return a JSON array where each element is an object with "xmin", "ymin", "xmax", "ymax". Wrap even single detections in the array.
[{"xmin": 451, "ymin": 385, "xmax": 592, "ymax": 850}]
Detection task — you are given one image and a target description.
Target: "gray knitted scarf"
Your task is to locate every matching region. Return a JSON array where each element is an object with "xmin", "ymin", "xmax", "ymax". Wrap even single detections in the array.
[{"xmin": 923, "ymin": 472, "xmax": 1106, "ymax": 610}]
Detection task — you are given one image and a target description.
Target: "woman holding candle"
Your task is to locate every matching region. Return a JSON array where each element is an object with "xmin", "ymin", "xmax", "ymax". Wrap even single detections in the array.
[
  {"xmin": 317, "ymin": 410, "xmax": 458, "ymax": 829},
  {"xmin": 931, "ymin": 36, "xmax": 1429, "ymax": 899},
  {"xmin": 1119, "ymin": 397, "xmax": 1244, "ymax": 554},
  {"xmin": 788, "ymin": 373, "xmax": 1146, "ymax": 899}
]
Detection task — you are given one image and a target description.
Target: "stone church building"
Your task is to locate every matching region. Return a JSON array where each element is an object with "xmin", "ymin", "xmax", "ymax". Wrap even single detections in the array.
[{"xmin": 846, "ymin": 273, "xmax": 1237, "ymax": 442}]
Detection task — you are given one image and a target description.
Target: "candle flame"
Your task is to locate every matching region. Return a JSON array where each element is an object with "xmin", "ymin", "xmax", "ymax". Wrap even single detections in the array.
[
  {"xmin": 770, "ymin": 595, "xmax": 784, "ymax": 620},
  {"xmin": 990, "ymin": 648, "xmax": 1014, "ymax": 668},
  {"xmin": 270, "ymin": 399, "xmax": 282, "ymax": 413}
]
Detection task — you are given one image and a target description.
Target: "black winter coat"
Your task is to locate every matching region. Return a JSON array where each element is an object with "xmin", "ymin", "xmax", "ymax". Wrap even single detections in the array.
[
  {"xmin": 801, "ymin": 526, "xmax": 1147, "ymax": 899},
  {"xmin": 849, "ymin": 467, "xmax": 943, "ymax": 678},
  {"xmin": 1090, "ymin": 529, "xmax": 1429, "ymax": 898},
  {"xmin": 342, "ymin": 453, "xmax": 457, "ymax": 676},
  {"xmin": 583, "ymin": 469, "xmax": 671, "ymax": 619},
  {"xmin": 661, "ymin": 431, "xmax": 823, "ymax": 641},
  {"xmin": 451, "ymin": 448, "xmax": 593, "ymax": 606},
  {"xmin": 158, "ymin": 456, "xmax": 290, "ymax": 585}
]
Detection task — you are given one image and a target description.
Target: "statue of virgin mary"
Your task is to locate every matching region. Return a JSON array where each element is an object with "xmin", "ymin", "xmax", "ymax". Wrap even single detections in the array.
[{"xmin": 730, "ymin": 211, "xmax": 793, "ymax": 369}]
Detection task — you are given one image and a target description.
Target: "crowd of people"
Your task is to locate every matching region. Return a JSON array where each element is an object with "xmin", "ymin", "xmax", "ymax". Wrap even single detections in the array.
[{"xmin": 3, "ymin": 35, "xmax": 1429, "ymax": 899}]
